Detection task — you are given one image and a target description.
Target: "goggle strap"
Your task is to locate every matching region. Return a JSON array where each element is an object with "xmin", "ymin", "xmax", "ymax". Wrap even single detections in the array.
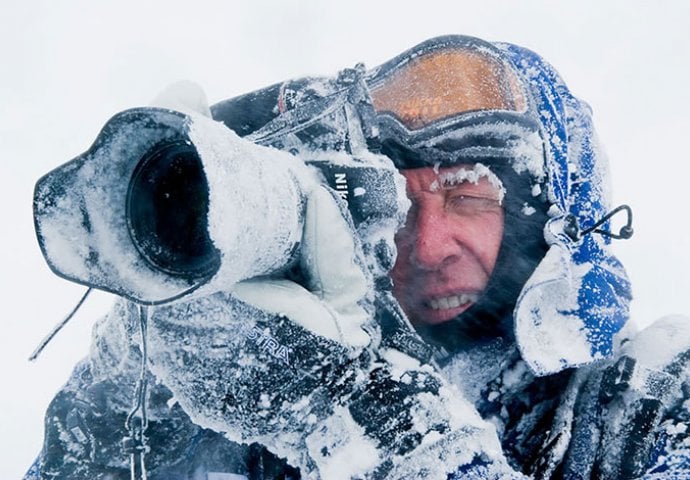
[
  {"xmin": 342, "ymin": 65, "xmax": 382, "ymax": 152},
  {"xmin": 247, "ymin": 65, "xmax": 379, "ymax": 152},
  {"xmin": 247, "ymin": 89, "xmax": 349, "ymax": 145}
]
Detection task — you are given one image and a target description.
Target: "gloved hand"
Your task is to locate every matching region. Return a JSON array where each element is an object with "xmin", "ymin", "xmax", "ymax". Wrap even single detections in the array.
[{"xmin": 145, "ymin": 177, "xmax": 511, "ymax": 479}]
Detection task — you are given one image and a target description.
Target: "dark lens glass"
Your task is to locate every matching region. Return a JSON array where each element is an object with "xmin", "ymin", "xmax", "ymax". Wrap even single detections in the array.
[{"xmin": 127, "ymin": 140, "xmax": 220, "ymax": 279}]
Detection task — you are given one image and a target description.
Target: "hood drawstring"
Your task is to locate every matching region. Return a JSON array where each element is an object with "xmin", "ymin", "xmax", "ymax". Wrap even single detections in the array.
[
  {"xmin": 582, "ymin": 204, "xmax": 634, "ymax": 240},
  {"xmin": 564, "ymin": 204, "xmax": 634, "ymax": 242},
  {"xmin": 28, "ymin": 288, "xmax": 93, "ymax": 361}
]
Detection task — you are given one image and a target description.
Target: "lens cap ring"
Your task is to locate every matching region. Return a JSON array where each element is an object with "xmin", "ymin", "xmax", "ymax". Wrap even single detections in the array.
[{"xmin": 127, "ymin": 140, "xmax": 220, "ymax": 280}]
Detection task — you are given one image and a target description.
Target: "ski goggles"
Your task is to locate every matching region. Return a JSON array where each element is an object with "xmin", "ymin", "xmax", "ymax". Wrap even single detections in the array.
[{"xmin": 366, "ymin": 36, "xmax": 543, "ymax": 170}]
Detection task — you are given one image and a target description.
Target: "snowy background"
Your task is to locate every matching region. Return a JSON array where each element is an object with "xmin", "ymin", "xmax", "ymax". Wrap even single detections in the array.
[{"xmin": 2, "ymin": 0, "xmax": 690, "ymax": 477}]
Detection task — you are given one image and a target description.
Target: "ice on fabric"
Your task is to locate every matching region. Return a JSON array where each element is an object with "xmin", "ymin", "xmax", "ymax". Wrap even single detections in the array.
[
  {"xmin": 522, "ymin": 203, "xmax": 536, "ymax": 216},
  {"xmin": 495, "ymin": 41, "xmax": 632, "ymax": 375},
  {"xmin": 297, "ymin": 185, "xmax": 372, "ymax": 347},
  {"xmin": 440, "ymin": 338, "xmax": 514, "ymax": 404},
  {"xmin": 228, "ymin": 185, "xmax": 373, "ymax": 348},
  {"xmin": 417, "ymin": 119, "xmax": 546, "ymax": 182},
  {"xmin": 33, "ymin": 109, "xmax": 204, "ymax": 303},
  {"xmin": 188, "ymin": 113, "xmax": 320, "ymax": 293},
  {"xmin": 514, "ymin": 245, "xmax": 593, "ymax": 375},
  {"xmin": 622, "ymin": 315, "xmax": 690, "ymax": 371},
  {"xmin": 231, "ymin": 279, "xmax": 344, "ymax": 343},
  {"xmin": 146, "ymin": 290, "xmax": 509, "ymax": 478},
  {"xmin": 304, "ymin": 406, "xmax": 381, "ymax": 480}
]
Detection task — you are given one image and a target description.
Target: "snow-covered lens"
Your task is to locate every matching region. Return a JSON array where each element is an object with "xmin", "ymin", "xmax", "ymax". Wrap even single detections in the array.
[{"xmin": 127, "ymin": 141, "xmax": 220, "ymax": 279}]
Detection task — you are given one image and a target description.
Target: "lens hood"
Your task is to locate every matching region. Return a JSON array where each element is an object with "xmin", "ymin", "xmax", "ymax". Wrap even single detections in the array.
[{"xmin": 33, "ymin": 108, "xmax": 218, "ymax": 304}]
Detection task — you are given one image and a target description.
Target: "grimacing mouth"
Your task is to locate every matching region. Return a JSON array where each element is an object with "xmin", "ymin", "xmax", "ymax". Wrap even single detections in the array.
[{"xmin": 425, "ymin": 292, "xmax": 480, "ymax": 311}]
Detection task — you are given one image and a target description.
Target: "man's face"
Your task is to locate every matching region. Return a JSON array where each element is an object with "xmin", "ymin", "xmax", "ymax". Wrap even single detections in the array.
[{"xmin": 391, "ymin": 165, "xmax": 505, "ymax": 327}]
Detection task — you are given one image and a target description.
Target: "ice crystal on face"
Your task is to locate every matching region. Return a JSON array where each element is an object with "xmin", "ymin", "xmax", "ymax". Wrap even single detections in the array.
[{"xmin": 430, "ymin": 163, "xmax": 506, "ymax": 204}]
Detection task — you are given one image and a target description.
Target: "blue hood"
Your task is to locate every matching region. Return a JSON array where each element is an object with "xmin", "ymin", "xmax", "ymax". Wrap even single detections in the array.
[{"xmin": 495, "ymin": 42, "xmax": 632, "ymax": 375}]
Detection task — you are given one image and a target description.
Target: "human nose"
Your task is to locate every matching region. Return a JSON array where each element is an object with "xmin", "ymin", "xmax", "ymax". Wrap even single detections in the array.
[{"xmin": 406, "ymin": 204, "xmax": 462, "ymax": 271}]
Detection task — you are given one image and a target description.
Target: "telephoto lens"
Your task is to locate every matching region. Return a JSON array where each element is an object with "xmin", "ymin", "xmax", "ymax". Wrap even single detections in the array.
[{"xmin": 34, "ymin": 108, "xmax": 319, "ymax": 304}]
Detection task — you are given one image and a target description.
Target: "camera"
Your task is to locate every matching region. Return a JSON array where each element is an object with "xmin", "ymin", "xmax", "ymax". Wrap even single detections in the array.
[{"xmin": 34, "ymin": 107, "xmax": 403, "ymax": 305}]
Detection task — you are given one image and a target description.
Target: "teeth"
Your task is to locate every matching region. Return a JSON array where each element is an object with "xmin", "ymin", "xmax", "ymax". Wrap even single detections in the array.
[{"xmin": 428, "ymin": 293, "xmax": 478, "ymax": 310}]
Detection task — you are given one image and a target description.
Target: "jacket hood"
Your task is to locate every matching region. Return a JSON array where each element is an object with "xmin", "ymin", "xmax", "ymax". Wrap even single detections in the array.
[{"xmin": 495, "ymin": 41, "xmax": 632, "ymax": 375}]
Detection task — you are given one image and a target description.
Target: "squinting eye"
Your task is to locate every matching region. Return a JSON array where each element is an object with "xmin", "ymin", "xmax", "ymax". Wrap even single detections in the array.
[{"xmin": 446, "ymin": 195, "xmax": 502, "ymax": 216}]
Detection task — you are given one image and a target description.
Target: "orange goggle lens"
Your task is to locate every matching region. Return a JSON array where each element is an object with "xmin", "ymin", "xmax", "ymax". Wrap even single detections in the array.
[{"xmin": 369, "ymin": 48, "xmax": 528, "ymax": 130}]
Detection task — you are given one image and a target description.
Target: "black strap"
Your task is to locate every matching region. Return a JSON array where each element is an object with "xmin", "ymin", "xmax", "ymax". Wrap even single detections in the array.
[
  {"xmin": 564, "ymin": 204, "xmax": 634, "ymax": 242},
  {"xmin": 28, "ymin": 287, "xmax": 93, "ymax": 361},
  {"xmin": 581, "ymin": 204, "xmax": 634, "ymax": 240}
]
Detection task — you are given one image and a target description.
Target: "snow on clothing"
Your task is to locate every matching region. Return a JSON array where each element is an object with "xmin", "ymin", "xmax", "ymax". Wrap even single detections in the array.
[
  {"xmin": 31, "ymin": 301, "xmax": 301, "ymax": 480},
  {"xmin": 28, "ymin": 36, "xmax": 690, "ymax": 479}
]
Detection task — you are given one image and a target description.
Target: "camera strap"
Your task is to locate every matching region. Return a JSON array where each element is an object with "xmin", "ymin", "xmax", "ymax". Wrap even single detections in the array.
[
  {"xmin": 246, "ymin": 64, "xmax": 379, "ymax": 154},
  {"xmin": 123, "ymin": 305, "xmax": 151, "ymax": 480}
]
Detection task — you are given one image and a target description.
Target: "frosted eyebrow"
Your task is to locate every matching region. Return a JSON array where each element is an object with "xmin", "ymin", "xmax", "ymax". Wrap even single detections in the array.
[{"xmin": 430, "ymin": 163, "xmax": 506, "ymax": 204}]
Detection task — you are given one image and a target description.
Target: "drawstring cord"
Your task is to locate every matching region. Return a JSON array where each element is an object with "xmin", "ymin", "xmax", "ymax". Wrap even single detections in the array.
[
  {"xmin": 30, "ymin": 292, "xmax": 151, "ymax": 479},
  {"xmin": 124, "ymin": 304, "xmax": 151, "ymax": 480},
  {"xmin": 564, "ymin": 204, "xmax": 634, "ymax": 242},
  {"xmin": 28, "ymin": 288, "xmax": 93, "ymax": 361},
  {"xmin": 581, "ymin": 204, "xmax": 634, "ymax": 239},
  {"xmin": 30, "ymin": 293, "xmax": 151, "ymax": 479}
]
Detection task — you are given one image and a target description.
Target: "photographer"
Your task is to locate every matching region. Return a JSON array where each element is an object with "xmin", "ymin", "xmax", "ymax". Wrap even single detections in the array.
[{"xmin": 28, "ymin": 35, "xmax": 690, "ymax": 479}]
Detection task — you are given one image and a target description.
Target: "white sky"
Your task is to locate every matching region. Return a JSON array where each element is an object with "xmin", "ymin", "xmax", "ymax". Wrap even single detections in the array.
[{"xmin": 2, "ymin": 0, "xmax": 690, "ymax": 477}]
